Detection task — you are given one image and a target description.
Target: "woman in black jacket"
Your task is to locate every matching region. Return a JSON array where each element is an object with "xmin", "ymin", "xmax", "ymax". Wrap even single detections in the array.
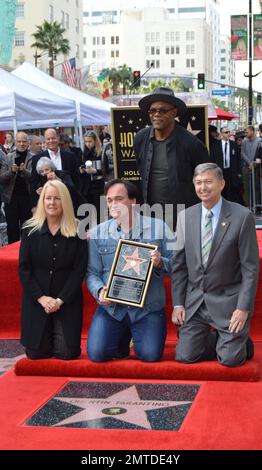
[
  {"xmin": 19, "ymin": 180, "xmax": 88, "ymax": 360},
  {"xmin": 80, "ymin": 130, "xmax": 106, "ymax": 224}
]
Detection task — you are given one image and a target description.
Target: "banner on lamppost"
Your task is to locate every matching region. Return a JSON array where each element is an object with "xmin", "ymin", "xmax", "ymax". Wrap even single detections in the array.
[
  {"xmin": 231, "ymin": 15, "xmax": 248, "ymax": 60},
  {"xmin": 253, "ymin": 14, "xmax": 262, "ymax": 60}
]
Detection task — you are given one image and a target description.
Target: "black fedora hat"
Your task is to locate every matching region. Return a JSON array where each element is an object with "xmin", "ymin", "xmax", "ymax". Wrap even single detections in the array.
[{"xmin": 139, "ymin": 87, "xmax": 187, "ymax": 117}]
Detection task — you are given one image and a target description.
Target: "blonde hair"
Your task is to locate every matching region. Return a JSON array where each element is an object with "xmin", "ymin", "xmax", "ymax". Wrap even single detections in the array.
[
  {"xmin": 84, "ymin": 130, "xmax": 102, "ymax": 156},
  {"xmin": 23, "ymin": 180, "xmax": 78, "ymax": 237}
]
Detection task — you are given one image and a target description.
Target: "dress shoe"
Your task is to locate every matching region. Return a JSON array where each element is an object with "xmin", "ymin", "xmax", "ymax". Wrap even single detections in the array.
[{"xmin": 246, "ymin": 337, "xmax": 254, "ymax": 360}]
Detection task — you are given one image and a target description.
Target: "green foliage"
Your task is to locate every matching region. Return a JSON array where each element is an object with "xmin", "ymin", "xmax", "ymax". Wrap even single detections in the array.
[{"xmin": 31, "ymin": 21, "xmax": 70, "ymax": 76}]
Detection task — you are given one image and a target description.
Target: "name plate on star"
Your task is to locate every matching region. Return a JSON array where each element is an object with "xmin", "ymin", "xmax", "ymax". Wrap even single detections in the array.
[{"xmin": 104, "ymin": 239, "xmax": 157, "ymax": 307}]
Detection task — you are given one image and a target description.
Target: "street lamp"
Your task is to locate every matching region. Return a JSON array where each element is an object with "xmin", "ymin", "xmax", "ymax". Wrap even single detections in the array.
[{"xmin": 33, "ymin": 49, "xmax": 57, "ymax": 76}]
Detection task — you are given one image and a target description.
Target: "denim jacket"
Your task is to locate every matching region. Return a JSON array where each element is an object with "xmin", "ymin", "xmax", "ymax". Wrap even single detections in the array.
[{"xmin": 86, "ymin": 214, "xmax": 175, "ymax": 322}]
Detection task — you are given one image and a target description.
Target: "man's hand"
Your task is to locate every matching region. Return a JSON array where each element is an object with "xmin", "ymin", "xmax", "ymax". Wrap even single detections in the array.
[
  {"xmin": 98, "ymin": 287, "xmax": 111, "ymax": 305},
  {"xmin": 11, "ymin": 163, "xmax": 19, "ymax": 173},
  {"xmin": 229, "ymin": 309, "xmax": 248, "ymax": 333},
  {"xmin": 172, "ymin": 307, "xmax": 186, "ymax": 326},
  {"xmin": 19, "ymin": 163, "xmax": 25, "ymax": 172},
  {"xmin": 150, "ymin": 248, "xmax": 163, "ymax": 268}
]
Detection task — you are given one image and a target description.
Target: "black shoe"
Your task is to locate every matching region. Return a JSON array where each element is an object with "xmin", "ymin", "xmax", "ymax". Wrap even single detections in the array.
[{"xmin": 246, "ymin": 337, "xmax": 254, "ymax": 360}]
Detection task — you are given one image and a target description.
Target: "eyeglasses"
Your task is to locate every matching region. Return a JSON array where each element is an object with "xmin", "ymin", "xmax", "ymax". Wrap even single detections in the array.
[{"xmin": 148, "ymin": 107, "xmax": 175, "ymax": 115}]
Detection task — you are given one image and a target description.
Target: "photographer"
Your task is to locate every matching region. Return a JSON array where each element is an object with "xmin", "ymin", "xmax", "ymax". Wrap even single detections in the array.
[{"xmin": 0, "ymin": 132, "xmax": 32, "ymax": 243}]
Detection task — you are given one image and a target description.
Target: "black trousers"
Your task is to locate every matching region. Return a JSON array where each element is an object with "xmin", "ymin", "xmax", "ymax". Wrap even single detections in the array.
[
  {"xmin": 25, "ymin": 315, "xmax": 81, "ymax": 360},
  {"xmin": 5, "ymin": 192, "xmax": 31, "ymax": 244}
]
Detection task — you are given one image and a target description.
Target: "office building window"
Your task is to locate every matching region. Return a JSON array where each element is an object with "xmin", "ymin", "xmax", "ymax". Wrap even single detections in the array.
[
  {"xmin": 176, "ymin": 46, "xmax": 180, "ymax": 54},
  {"xmin": 111, "ymin": 36, "xmax": 115, "ymax": 44},
  {"xmin": 66, "ymin": 13, "xmax": 69, "ymax": 29},
  {"xmin": 61, "ymin": 11, "xmax": 65, "ymax": 27},
  {"xmin": 166, "ymin": 47, "xmax": 169, "ymax": 54},
  {"xmin": 84, "ymin": 51, "xmax": 87, "ymax": 58},
  {"xmin": 156, "ymin": 60, "xmax": 160, "ymax": 68},
  {"xmin": 116, "ymin": 36, "xmax": 119, "ymax": 44},
  {"xmin": 102, "ymin": 37, "xmax": 105, "ymax": 45},
  {"xmin": 145, "ymin": 32, "xmax": 150, "ymax": 42},
  {"xmin": 156, "ymin": 47, "xmax": 160, "ymax": 55},
  {"xmin": 92, "ymin": 51, "xmax": 96, "ymax": 58},
  {"xmin": 15, "ymin": 31, "xmax": 25, "ymax": 47},
  {"xmin": 170, "ymin": 46, "xmax": 174, "ymax": 54},
  {"xmin": 186, "ymin": 31, "xmax": 195, "ymax": 41},
  {"xmin": 151, "ymin": 47, "xmax": 155, "ymax": 55},
  {"xmin": 175, "ymin": 31, "xmax": 180, "ymax": 41},
  {"xmin": 111, "ymin": 50, "xmax": 114, "ymax": 57},
  {"xmin": 186, "ymin": 58, "xmax": 195, "ymax": 67},
  {"xmin": 49, "ymin": 5, "xmax": 54, "ymax": 22},
  {"xmin": 76, "ymin": 44, "xmax": 79, "ymax": 59},
  {"xmin": 93, "ymin": 37, "xmax": 96, "ymax": 45},
  {"xmin": 116, "ymin": 50, "xmax": 119, "ymax": 57},
  {"xmin": 171, "ymin": 59, "xmax": 175, "ymax": 68},
  {"xmin": 165, "ymin": 32, "xmax": 170, "ymax": 42},
  {"xmin": 75, "ymin": 19, "xmax": 79, "ymax": 34},
  {"xmin": 186, "ymin": 44, "xmax": 195, "ymax": 54},
  {"xmin": 16, "ymin": 3, "xmax": 24, "ymax": 18}
]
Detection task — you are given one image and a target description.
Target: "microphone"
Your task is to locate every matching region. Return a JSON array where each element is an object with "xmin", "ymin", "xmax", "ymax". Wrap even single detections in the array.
[
  {"xmin": 117, "ymin": 224, "xmax": 121, "ymax": 232},
  {"xmin": 129, "ymin": 62, "xmax": 154, "ymax": 91}
]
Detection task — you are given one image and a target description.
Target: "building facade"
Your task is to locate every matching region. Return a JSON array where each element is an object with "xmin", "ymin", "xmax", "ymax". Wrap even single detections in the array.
[
  {"xmin": 11, "ymin": 0, "xmax": 83, "ymax": 76},
  {"xmin": 83, "ymin": 4, "xmax": 214, "ymax": 91},
  {"xmin": 83, "ymin": 0, "xmax": 220, "ymax": 86}
]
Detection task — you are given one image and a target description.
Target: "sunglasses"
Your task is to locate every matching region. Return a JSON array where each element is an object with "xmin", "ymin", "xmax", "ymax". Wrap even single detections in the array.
[{"xmin": 148, "ymin": 107, "xmax": 175, "ymax": 115}]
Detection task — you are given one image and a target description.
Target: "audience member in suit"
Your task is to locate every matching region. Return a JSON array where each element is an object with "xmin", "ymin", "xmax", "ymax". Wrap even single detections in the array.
[
  {"xmin": 172, "ymin": 163, "xmax": 259, "ymax": 366},
  {"xmin": 0, "ymin": 132, "xmax": 32, "ymax": 243},
  {"xmin": 29, "ymin": 135, "xmax": 44, "ymax": 156},
  {"xmin": 59, "ymin": 133, "xmax": 83, "ymax": 168},
  {"xmin": 19, "ymin": 180, "xmax": 88, "ymax": 360},
  {"xmin": 211, "ymin": 127, "xmax": 244, "ymax": 204},
  {"xmin": 30, "ymin": 128, "xmax": 79, "ymax": 210}
]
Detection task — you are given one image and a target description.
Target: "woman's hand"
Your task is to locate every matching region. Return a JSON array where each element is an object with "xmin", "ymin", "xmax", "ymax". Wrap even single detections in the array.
[{"xmin": 37, "ymin": 296, "xmax": 60, "ymax": 314}]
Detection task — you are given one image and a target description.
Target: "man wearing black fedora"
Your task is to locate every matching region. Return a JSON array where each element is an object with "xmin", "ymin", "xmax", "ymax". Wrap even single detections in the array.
[{"xmin": 134, "ymin": 87, "xmax": 209, "ymax": 229}]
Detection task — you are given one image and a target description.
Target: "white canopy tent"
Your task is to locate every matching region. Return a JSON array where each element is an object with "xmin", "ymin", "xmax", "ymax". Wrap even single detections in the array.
[
  {"xmin": 0, "ymin": 67, "xmax": 77, "ymax": 132},
  {"xmin": 12, "ymin": 62, "xmax": 114, "ymax": 126}
]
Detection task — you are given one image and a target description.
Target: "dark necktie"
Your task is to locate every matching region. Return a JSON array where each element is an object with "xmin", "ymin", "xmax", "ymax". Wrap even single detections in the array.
[{"xmin": 224, "ymin": 142, "xmax": 228, "ymax": 168}]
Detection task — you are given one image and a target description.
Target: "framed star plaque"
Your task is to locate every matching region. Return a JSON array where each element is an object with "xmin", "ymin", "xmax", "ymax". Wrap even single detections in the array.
[{"xmin": 104, "ymin": 239, "xmax": 157, "ymax": 308}]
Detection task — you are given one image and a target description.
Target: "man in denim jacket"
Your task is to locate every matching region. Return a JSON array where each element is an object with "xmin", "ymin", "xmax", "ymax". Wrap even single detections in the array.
[{"xmin": 86, "ymin": 179, "xmax": 175, "ymax": 362}]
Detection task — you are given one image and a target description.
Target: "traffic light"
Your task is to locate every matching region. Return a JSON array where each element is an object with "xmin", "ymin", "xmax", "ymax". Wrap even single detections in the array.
[
  {"xmin": 257, "ymin": 94, "xmax": 262, "ymax": 105},
  {"xmin": 197, "ymin": 73, "xmax": 205, "ymax": 90},
  {"xmin": 132, "ymin": 70, "xmax": 141, "ymax": 88}
]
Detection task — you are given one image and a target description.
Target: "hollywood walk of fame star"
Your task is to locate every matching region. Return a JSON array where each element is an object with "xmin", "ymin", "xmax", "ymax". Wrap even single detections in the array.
[
  {"xmin": 121, "ymin": 247, "xmax": 147, "ymax": 275},
  {"xmin": 128, "ymin": 120, "xmax": 133, "ymax": 124},
  {"xmin": 54, "ymin": 385, "xmax": 192, "ymax": 429},
  {"xmin": 187, "ymin": 122, "xmax": 201, "ymax": 136},
  {"xmin": 191, "ymin": 115, "xmax": 196, "ymax": 121}
]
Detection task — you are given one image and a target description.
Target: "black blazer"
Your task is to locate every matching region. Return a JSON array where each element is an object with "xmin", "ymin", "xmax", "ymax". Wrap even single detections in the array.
[
  {"xmin": 19, "ymin": 223, "xmax": 88, "ymax": 350},
  {"xmin": 30, "ymin": 149, "xmax": 79, "ymax": 207},
  {"xmin": 211, "ymin": 140, "xmax": 241, "ymax": 187}
]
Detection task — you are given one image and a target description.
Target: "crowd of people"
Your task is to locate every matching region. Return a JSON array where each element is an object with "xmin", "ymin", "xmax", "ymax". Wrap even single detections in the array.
[{"xmin": 0, "ymin": 87, "xmax": 261, "ymax": 368}]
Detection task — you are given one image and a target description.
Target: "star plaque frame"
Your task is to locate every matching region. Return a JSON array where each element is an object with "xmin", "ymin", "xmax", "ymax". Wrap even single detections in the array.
[{"xmin": 104, "ymin": 239, "xmax": 157, "ymax": 308}]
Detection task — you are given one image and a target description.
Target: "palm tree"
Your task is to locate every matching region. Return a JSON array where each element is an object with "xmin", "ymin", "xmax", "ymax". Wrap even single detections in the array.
[{"xmin": 31, "ymin": 21, "xmax": 70, "ymax": 76}]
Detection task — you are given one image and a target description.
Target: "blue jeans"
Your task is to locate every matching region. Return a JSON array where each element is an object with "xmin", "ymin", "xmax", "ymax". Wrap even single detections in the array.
[{"xmin": 87, "ymin": 306, "xmax": 167, "ymax": 363}]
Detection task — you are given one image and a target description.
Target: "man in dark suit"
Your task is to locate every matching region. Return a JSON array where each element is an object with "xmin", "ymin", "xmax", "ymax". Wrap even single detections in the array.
[
  {"xmin": 172, "ymin": 163, "xmax": 259, "ymax": 366},
  {"xmin": 211, "ymin": 127, "xmax": 243, "ymax": 204},
  {"xmin": 30, "ymin": 128, "xmax": 79, "ymax": 209},
  {"xmin": 134, "ymin": 87, "xmax": 209, "ymax": 230}
]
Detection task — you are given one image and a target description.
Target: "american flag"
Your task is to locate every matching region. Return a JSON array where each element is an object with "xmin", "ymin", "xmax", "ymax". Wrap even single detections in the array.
[{"xmin": 62, "ymin": 58, "xmax": 77, "ymax": 87}]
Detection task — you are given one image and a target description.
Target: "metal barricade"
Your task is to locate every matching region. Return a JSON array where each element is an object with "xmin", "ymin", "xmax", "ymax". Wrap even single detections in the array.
[{"xmin": 249, "ymin": 163, "xmax": 262, "ymax": 213}]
